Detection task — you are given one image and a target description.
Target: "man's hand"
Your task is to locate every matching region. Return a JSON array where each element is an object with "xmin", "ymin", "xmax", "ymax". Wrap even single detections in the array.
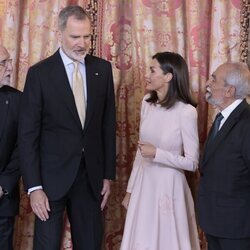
[
  {"xmin": 121, "ymin": 192, "xmax": 131, "ymax": 210},
  {"xmin": 138, "ymin": 141, "xmax": 156, "ymax": 158},
  {"xmin": 30, "ymin": 189, "xmax": 50, "ymax": 221},
  {"xmin": 0, "ymin": 186, "xmax": 3, "ymax": 199},
  {"xmin": 101, "ymin": 179, "xmax": 111, "ymax": 211}
]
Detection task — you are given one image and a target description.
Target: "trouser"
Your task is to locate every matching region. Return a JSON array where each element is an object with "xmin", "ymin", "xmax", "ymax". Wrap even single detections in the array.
[
  {"xmin": 33, "ymin": 158, "xmax": 103, "ymax": 250},
  {"xmin": 206, "ymin": 233, "xmax": 250, "ymax": 250},
  {"xmin": 0, "ymin": 216, "xmax": 15, "ymax": 250}
]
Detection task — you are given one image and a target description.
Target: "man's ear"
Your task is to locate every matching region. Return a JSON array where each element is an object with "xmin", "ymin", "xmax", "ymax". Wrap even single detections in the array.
[
  {"xmin": 164, "ymin": 72, "xmax": 173, "ymax": 83},
  {"xmin": 57, "ymin": 30, "xmax": 62, "ymax": 44},
  {"xmin": 225, "ymin": 85, "xmax": 236, "ymax": 98}
]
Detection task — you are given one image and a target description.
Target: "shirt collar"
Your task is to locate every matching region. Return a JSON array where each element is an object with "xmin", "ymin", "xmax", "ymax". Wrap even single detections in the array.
[
  {"xmin": 221, "ymin": 99, "xmax": 243, "ymax": 120},
  {"xmin": 59, "ymin": 48, "xmax": 85, "ymax": 66}
]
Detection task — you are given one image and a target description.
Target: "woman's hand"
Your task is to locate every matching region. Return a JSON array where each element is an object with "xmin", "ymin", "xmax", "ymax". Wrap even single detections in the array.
[
  {"xmin": 138, "ymin": 141, "xmax": 156, "ymax": 158},
  {"xmin": 122, "ymin": 192, "xmax": 131, "ymax": 210}
]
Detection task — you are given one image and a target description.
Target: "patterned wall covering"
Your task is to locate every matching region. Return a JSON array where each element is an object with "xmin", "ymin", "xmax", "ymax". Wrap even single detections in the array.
[
  {"xmin": 240, "ymin": 0, "xmax": 249, "ymax": 63},
  {"xmin": 98, "ymin": 1, "xmax": 241, "ymax": 249},
  {"xmin": 0, "ymin": 1, "xmax": 98, "ymax": 249},
  {"xmin": 0, "ymin": 0, "xmax": 243, "ymax": 249}
]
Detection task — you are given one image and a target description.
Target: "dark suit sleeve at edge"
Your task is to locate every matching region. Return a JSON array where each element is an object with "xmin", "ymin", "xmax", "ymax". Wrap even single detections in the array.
[
  {"xmin": 0, "ymin": 144, "xmax": 20, "ymax": 194},
  {"xmin": 18, "ymin": 66, "xmax": 43, "ymax": 190},
  {"xmin": 102, "ymin": 62, "xmax": 116, "ymax": 180},
  {"xmin": 243, "ymin": 116, "xmax": 250, "ymax": 171}
]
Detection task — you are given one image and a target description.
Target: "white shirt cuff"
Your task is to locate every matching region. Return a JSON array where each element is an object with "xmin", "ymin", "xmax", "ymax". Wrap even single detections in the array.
[{"xmin": 28, "ymin": 186, "xmax": 43, "ymax": 195}]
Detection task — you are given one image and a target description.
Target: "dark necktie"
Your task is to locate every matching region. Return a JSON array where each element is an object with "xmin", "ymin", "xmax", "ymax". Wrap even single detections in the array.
[{"xmin": 210, "ymin": 112, "xmax": 223, "ymax": 139}]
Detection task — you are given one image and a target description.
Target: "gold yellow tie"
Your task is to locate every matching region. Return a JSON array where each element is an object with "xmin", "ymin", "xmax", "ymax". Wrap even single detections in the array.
[{"xmin": 72, "ymin": 61, "xmax": 86, "ymax": 128}]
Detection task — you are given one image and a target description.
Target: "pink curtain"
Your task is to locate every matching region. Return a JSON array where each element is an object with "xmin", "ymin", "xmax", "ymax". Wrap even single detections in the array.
[
  {"xmin": 0, "ymin": 0, "xmax": 242, "ymax": 249},
  {"xmin": 98, "ymin": 1, "xmax": 241, "ymax": 249}
]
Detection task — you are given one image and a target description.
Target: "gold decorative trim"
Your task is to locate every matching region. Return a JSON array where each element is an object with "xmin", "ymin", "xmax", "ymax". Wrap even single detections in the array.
[
  {"xmin": 85, "ymin": 0, "xmax": 98, "ymax": 55},
  {"xmin": 240, "ymin": 0, "xmax": 250, "ymax": 64}
]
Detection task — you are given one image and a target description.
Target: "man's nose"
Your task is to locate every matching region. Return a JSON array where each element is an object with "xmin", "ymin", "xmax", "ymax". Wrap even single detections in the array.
[
  {"xmin": 6, "ymin": 60, "xmax": 13, "ymax": 71},
  {"xmin": 206, "ymin": 78, "xmax": 211, "ymax": 87}
]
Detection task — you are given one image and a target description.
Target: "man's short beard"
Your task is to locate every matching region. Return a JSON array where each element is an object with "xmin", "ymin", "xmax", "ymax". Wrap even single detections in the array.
[
  {"xmin": 62, "ymin": 47, "xmax": 88, "ymax": 61},
  {"xmin": 206, "ymin": 95, "xmax": 223, "ymax": 106}
]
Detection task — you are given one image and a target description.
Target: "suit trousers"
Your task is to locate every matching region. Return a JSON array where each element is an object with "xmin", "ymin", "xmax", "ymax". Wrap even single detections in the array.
[
  {"xmin": 206, "ymin": 234, "xmax": 250, "ymax": 250},
  {"xmin": 0, "ymin": 216, "xmax": 15, "ymax": 250},
  {"xmin": 33, "ymin": 157, "xmax": 103, "ymax": 250}
]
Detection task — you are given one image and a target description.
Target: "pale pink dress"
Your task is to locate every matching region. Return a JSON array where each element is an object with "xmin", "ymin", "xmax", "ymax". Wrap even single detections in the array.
[{"xmin": 120, "ymin": 95, "xmax": 200, "ymax": 250}]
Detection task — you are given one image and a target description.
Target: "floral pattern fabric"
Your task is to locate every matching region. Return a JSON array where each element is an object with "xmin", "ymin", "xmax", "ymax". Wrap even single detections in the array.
[{"xmin": 0, "ymin": 0, "xmax": 242, "ymax": 249}]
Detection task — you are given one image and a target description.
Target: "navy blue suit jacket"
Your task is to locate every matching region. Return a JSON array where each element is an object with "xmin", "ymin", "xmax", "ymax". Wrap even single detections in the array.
[
  {"xmin": 0, "ymin": 85, "xmax": 21, "ymax": 216},
  {"xmin": 19, "ymin": 51, "xmax": 116, "ymax": 201},
  {"xmin": 197, "ymin": 100, "xmax": 250, "ymax": 238}
]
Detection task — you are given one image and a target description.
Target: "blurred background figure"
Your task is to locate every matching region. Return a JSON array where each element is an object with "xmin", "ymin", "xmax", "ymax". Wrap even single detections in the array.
[{"xmin": 0, "ymin": 45, "xmax": 21, "ymax": 250}]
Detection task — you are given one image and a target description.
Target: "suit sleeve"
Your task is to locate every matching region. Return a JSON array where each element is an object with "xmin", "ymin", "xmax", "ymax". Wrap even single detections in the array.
[
  {"xmin": 153, "ymin": 105, "xmax": 199, "ymax": 172},
  {"xmin": 0, "ymin": 144, "xmax": 20, "ymax": 194},
  {"xmin": 243, "ymin": 119, "xmax": 250, "ymax": 171},
  {"xmin": 102, "ymin": 62, "xmax": 116, "ymax": 180},
  {"xmin": 18, "ymin": 66, "xmax": 43, "ymax": 190},
  {"xmin": 0, "ymin": 92, "xmax": 21, "ymax": 194}
]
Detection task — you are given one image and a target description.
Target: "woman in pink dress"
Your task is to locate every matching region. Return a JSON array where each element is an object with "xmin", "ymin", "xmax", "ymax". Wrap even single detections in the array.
[{"xmin": 120, "ymin": 52, "xmax": 200, "ymax": 250}]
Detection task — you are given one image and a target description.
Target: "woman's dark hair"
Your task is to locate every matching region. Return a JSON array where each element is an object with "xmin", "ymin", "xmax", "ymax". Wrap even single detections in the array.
[{"xmin": 146, "ymin": 52, "xmax": 196, "ymax": 108}]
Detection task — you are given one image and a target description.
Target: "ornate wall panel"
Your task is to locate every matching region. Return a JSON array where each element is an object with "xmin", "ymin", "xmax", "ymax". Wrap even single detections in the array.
[
  {"xmin": 0, "ymin": 0, "xmax": 244, "ymax": 249},
  {"xmin": 240, "ymin": 0, "xmax": 249, "ymax": 64},
  {"xmin": 98, "ymin": 1, "xmax": 242, "ymax": 249}
]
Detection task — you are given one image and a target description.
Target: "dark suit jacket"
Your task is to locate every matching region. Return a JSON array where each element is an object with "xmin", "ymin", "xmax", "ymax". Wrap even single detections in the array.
[
  {"xmin": 197, "ymin": 100, "xmax": 250, "ymax": 238},
  {"xmin": 0, "ymin": 85, "xmax": 21, "ymax": 216},
  {"xmin": 19, "ymin": 50, "xmax": 116, "ymax": 201}
]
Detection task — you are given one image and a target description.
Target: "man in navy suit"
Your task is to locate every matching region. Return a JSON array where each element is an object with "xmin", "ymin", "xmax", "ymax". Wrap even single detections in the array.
[
  {"xmin": 197, "ymin": 62, "xmax": 250, "ymax": 250},
  {"xmin": 19, "ymin": 5, "xmax": 116, "ymax": 250},
  {"xmin": 0, "ymin": 45, "xmax": 21, "ymax": 250}
]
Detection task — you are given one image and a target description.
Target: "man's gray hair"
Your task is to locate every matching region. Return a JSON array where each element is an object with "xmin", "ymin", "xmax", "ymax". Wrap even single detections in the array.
[
  {"xmin": 224, "ymin": 62, "xmax": 250, "ymax": 99},
  {"xmin": 58, "ymin": 5, "xmax": 91, "ymax": 31}
]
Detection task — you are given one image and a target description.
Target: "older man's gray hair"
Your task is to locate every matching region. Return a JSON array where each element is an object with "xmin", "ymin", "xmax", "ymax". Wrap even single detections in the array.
[{"xmin": 224, "ymin": 62, "xmax": 250, "ymax": 99}]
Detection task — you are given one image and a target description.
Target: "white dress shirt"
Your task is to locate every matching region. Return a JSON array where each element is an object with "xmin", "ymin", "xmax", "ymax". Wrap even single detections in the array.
[
  {"xmin": 219, "ymin": 99, "xmax": 243, "ymax": 130},
  {"xmin": 59, "ymin": 48, "xmax": 87, "ymax": 101}
]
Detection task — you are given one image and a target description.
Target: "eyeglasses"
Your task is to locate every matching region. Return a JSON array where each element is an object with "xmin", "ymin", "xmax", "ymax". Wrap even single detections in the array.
[{"xmin": 0, "ymin": 59, "xmax": 12, "ymax": 67}]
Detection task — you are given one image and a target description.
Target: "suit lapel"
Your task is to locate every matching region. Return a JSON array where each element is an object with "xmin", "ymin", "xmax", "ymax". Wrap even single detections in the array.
[
  {"xmin": 202, "ymin": 100, "xmax": 248, "ymax": 166},
  {"xmin": 83, "ymin": 55, "xmax": 96, "ymax": 133},
  {"xmin": 49, "ymin": 50, "xmax": 82, "ymax": 129}
]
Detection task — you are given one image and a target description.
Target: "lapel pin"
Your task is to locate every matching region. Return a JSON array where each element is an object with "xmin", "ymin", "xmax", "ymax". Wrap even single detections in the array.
[
  {"xmin": 95, "ymin": 72, "xmax": 99, "ymax": 76},
  {"xmin": 5, "ymin": 100, "xmax": 9, "ymax": 105}
]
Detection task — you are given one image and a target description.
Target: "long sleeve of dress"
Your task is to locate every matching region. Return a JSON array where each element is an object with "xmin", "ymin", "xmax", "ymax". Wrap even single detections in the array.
[
  {"xmin": 153, "ymin": 105, "xmax": 199, "ymax": 172},
  {"xmin": 126, "ymin": 96, "xmax": 148, "ymax": 193},
  {"xmin": 126, "ymin": 149, "xmax": 143, "ymax": 193}
]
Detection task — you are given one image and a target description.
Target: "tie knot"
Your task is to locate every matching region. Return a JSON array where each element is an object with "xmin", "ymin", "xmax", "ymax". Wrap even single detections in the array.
[
  {"xmin": 215, "ymin": 112, "xmax": 223, "ymax": 122},
  {"xmin": 73, "ymin": 61, "xmax": 80, "ymax": 70}
]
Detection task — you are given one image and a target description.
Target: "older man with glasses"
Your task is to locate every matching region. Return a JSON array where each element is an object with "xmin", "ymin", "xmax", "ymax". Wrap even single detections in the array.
[{"xmin": 0, "ymin": 45, "xmax": 21, "ymax": 250}]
